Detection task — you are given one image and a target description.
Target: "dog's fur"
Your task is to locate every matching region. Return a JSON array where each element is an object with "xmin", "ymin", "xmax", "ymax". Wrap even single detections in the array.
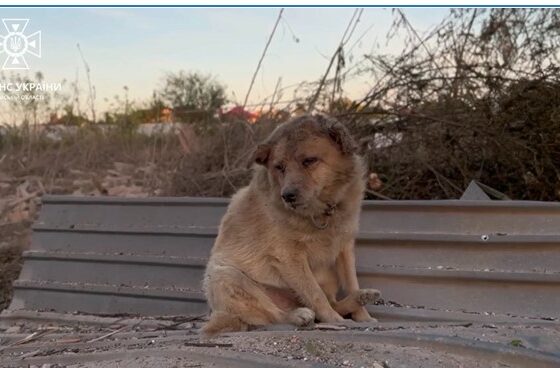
[{"xmin": 202, "ymin": 114, "xmax": 380, "ymax": 336}]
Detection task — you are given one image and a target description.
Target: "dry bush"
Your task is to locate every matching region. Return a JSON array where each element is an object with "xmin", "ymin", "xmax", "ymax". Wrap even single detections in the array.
[
  {"xmin": 347, "ymin": 79, "xmax": 560, "ymax": 200},
  {"xmin": 334, "ymin": 8, "xmax": 560, "ymax": 200},
  {"xmin": 167, "ymin": 119, "xmax": 279, "ymax": 197}
]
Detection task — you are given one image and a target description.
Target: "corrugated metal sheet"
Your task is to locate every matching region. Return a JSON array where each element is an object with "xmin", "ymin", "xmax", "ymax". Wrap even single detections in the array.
[{"xmin": 8, "ymin": 195, "xmax": 560, "ymax": 321}]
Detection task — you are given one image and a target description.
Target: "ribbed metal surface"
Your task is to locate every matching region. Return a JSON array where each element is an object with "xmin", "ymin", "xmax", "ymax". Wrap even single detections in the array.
[{"xmin": 8, "ymin": 195, "xmax": 560, "ymax": 321}]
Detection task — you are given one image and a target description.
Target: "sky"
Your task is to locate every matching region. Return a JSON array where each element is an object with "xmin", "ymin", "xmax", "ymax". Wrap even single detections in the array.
[{"xmin": 0, "ymin": 7, "xmax": 449, "ymax": 115}]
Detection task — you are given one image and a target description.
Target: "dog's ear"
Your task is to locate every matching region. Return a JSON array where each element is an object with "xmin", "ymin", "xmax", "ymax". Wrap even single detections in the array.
[
  {"xmin": 327, "ymin": 120, "xmax": 357, "ymax": 155},
  {"xmin": 254, "ymin": 143, "xmax": 271, "ymax": 166}
]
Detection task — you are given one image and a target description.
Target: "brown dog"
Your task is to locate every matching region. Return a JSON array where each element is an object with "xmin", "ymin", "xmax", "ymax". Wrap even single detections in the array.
[{"xmin": 202, "ymin": 114, "xmax": 380, "ymax": 336}]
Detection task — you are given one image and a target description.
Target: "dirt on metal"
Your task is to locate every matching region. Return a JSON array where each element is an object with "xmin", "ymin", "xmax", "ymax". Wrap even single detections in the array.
[{"xmin": 1, "ymin": 314, "xmax": 559, "ymax": 368}]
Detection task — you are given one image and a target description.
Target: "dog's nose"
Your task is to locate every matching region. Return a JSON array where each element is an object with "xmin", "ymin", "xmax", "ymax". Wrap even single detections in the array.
[{"xmin": 281, "ymin": 189, "xmax": 298, "ymax": 204}]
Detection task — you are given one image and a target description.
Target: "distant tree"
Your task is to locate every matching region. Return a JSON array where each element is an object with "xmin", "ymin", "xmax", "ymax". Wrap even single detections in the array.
[{"xmin": 160, "ymin": 71, "xmax": 227, "ymax": 123}]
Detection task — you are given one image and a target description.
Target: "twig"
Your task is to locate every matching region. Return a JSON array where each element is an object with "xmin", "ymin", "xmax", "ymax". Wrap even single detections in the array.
[
  {"xmin": 19, "ymin": 349, "xmax": 42, "ymax": 359},
  {"xmin": 54, "ymin": 338, "xmax": 82, "ymax": 344},
  {"xmin": 365, "ymin": 189, "xmax": 392, "ymax": 200},
  {"xmin": 153, "ymin": 314, "xmax": 207, "ymax": 331},
  {"xmin": 331, "ymin": 9, "xmax": 364, "ymax": 104},
  {"xmin": 7, "ymin": 192, "xmax": 38, "ymax": 209},
  {"xmin": 396, "ymin": 10, "xmax": 449, "ymax": 85},
  {"xmin": 354, "ymin": 15, "xmax": 445, "ymax": 112},
  {"xmin": 452, "ymin": 9, "xmax": 478, "ymax": 98},
  {"xmin": 1, "ymin": 329, "xmax": 53, "ymax": 350},
  {"xmin": 155, "ymin": 313, "xmax": 207, "ymax": 322},
  {"xmin": 77, "ymin": 43, "xmax": 96, "ymax": 123},
  {"xmin": 184, "ymin": 341, "xmax": 233, "ymax": 348},
  {"xmin": 86, "ymin": 324, "xmax": 128, "ymax": 343},
  {"xmin": 424, "ymin": 162, "xmax": 463, "ymax": 195},
  {"xmin": 315, "ymin": 323, "xmax": 347, "ymax": 330},
  {"xmin": 243, "ymin": 8, "xmax": 284, "ymax": 109},
  {"xmin": 268, "ymin": 77, "xmax": 282, "ymax": 113},
  {"xmin": 308, "ymin": 8, "xmax": 362, "ymax": 111}
]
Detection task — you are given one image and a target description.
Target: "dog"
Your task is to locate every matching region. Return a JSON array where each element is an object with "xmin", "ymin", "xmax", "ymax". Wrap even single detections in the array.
[{"xmin": 202, "ymin": 114, "xmax": 380, "ymax": 336}]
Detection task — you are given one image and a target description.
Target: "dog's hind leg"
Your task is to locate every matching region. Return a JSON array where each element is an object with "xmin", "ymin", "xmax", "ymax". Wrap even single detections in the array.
[
  {"xmin": 202, "ymin": 311, "xmax": 248, "ymax": 337},
  {"xmin": 335, "ymin": 244, "xmax": 380, "ymax": 322},
  {"xmin": 332, "ymin": 289, "xmax": 381, "ymax": 317},
  {"xmin": 203, "ymin": 263, "xmax": 313, "ymax": 336},
  {"xmin": 317, "ymin": 268, "xmax": 379, "ymax": 320}
]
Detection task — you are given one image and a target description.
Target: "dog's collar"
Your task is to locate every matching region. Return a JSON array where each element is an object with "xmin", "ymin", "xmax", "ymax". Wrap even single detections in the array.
[{"xmin": 310, "ymin": 202, "xmax": 337, "ymax": 230}]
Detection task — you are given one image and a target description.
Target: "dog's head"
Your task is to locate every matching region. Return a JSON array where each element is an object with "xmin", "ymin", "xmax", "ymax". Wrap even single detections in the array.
[{"xmin": 254, "ymin": 114, "xmax": 359, "ymax": 217}]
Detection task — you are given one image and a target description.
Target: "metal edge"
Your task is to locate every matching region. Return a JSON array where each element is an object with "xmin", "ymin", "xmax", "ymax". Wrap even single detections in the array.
[
  {"xmin": 41, "ymin": 195, "xmax": 560, "ymax": 209},
  {"xmin": 13, "ymin": 280, "xmax": 206, "ymax": 302},
  {"xmin": 31, "ymin": 225, "xmax": 218, "ymax": 236},
  {"xmin": 30, "ymin": 226, "xmax": 560, "ymax": 245},
  {"xmin": 369, "ymin": 305, "xmax": 559, "ymax": 325},
  {"xmin": 357, "ymin": 265, "xmax": 560, "ymax": 284},
  {"xmin": 41, "ymin": 195, "xmax": 230, "ymax": 206},
  {"xmin": 361, "ymin": 199, "xmax": 560, "ymax": 209},
  {"xmin": 22, "ymin": 251, "xmax": 208, "ymax": 267}
]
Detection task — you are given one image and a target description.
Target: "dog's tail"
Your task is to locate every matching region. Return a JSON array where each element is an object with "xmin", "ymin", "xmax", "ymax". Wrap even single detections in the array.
[{"xmin": 201, "ymin": 311, "xmax": 249, "ymax": 338}]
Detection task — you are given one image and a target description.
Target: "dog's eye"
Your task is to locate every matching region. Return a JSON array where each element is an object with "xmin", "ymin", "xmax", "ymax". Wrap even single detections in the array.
[
  {"xmin": 302, "ymin": 157, "xmax": 318, "ymax": 167},
  {"xmin": 274, "ymin": 164, "xmax": 285, "ymax": 173}
]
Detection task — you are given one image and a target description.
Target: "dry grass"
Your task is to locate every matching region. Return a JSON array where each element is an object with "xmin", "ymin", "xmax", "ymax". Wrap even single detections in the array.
[
  {"xmin": 0, "ymin": 222, "xmax": 30, "ymax": 310},
  {"xmin": 167, "ymin": 119, "xmax": 278, "ymax": 197}
]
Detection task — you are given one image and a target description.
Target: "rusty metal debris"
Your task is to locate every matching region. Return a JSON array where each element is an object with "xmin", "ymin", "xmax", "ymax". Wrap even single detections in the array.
[{"xmin": 4, "ymin": 194, "xmax": 559, "ymax": 322}]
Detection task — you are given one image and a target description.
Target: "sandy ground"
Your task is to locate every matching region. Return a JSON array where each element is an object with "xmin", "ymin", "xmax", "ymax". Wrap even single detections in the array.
[{"xmin": 1, "ymin": 315, "xmax": 559, "ymax": 368}]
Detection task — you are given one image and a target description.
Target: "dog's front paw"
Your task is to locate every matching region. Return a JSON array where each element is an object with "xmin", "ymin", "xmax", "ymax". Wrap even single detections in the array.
[
  {"xmin": 356, "ymin": 289, "xmax": 381, "ymax": 306},
  {"xmin": 288, "ymin": 307, "xmax": 315, "ymax": 326}
]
